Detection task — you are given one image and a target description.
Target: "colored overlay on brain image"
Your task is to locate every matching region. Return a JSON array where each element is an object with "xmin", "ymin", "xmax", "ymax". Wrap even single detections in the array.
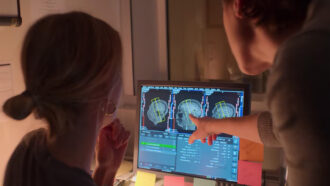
[
  {"xmin": 212, "ymin": 101, "xmax": 236, "ymax": 119},
  {"xmin": 147, "ymin": 97, "xmax": 168, "ymax": 125},
  {"xmin": 176, "ymin": 99, "xmax": 202, "ymax": 130}
]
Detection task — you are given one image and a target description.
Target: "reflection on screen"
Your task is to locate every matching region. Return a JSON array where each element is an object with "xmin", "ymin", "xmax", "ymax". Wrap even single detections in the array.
[{"xmin": 137, "ymin": 85, "xmax": 244, "ymax": 182}]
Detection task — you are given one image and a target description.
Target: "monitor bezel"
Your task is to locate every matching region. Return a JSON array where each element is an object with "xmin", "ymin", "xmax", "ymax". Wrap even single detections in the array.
[{"xmin": 133, "ymin": 80, "xmax": 251, "ymax": 183}]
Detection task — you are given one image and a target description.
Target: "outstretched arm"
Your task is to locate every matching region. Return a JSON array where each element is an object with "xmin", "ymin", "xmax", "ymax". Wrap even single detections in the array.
[{"xmin": 189, "ymin": 113, "xmax": 262, "ymax": 144}]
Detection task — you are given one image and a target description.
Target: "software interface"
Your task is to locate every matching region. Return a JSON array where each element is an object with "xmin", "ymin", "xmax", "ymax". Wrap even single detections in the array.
[{"xmin": 138, "ymin": 85, "xmax": 245, "ymax": 182}]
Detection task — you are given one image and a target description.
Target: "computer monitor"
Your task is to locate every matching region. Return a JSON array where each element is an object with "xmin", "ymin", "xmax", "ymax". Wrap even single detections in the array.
[{"xmin": 133, "ymin": 81, "xmax": 250, "ymax": 183}]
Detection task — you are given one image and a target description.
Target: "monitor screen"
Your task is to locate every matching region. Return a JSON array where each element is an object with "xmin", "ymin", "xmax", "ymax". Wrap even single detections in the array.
[{"xmin": 135, "ymin": 81, "xmax": 250, "ymax": 183}]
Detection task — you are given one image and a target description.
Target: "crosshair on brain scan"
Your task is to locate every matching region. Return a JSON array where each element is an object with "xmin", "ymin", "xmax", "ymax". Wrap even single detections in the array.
[
  {"xmin": 212, "ymin": 101, "xmax": 236, "ymax": 119},
  {"xmin": 147, "ymin": 98, "xmax": 168, "ymax": 125},
  {"xmin": 176, "ymin": 99, "xmax": 202, "ymax": 130},
  {"xmin": 138, "ymin": 85, "xmax": 245, "ymax": 182}
]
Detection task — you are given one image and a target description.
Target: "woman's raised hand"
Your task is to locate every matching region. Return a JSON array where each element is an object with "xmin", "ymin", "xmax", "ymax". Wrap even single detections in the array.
[{"xmin": 93, "ymin": 119, "xmax": 130, "ymax": 185}]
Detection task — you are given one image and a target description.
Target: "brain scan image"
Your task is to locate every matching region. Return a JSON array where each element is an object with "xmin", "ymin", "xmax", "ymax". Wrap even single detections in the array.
[
  {"xmin": 212, "ymin": 101, "xmax": 236, "ymax": 119},
  {"xmin": 176, "ymin": 99, "xmax": 202, "ymax": 130},
  {"xmin": 147, "ymin": 97, "xmax": 168, "ymax": 125}
]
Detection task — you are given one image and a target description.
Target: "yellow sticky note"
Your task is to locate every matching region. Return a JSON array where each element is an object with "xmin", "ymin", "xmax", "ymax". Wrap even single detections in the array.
[{"xmin": 135, "ymin": 171, "xmax": 156, "ymax": 186}]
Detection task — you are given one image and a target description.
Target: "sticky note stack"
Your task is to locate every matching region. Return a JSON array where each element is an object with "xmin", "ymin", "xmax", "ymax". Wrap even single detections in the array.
[
  {"xmin": 135, "ymin": 171, "xmax": 156, "ymax": 186},
  {"xmin": 237, "ymin": 160, "xmax": 262, "ymax": 186},
  {"xmin": 239, "ymin": 138, "xmax": 264, "ymax": 162},
  {"xmin": 164, "ymin": 176, "xmax": 185, "ymax": 186}
]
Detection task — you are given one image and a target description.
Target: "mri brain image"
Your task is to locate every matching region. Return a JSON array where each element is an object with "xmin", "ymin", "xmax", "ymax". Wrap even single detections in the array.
[
  {"xmin": 147, "ymin": 98, "xmax": 168, "ymax": 125},
  {"xmin": 176, "ymin": 99, "xmax": 202, "ymax": 130},
  {"xmin": 212, "ymin": 101, "xmax": 236, "ymax": 119}
]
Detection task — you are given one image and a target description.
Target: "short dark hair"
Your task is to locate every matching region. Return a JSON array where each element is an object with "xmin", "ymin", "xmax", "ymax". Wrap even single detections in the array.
[{"xmin": 225, "ymin": 0, "xmax": 312, "ymax": 33}]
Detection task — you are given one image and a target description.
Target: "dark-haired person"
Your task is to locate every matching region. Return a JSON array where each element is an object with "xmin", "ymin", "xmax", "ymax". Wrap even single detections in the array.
[
  {"xmin": 189, "ymin": 0, "xmax": 330, "ymax": 185},
  {"xmin": 3, "ymin": 12, "xmax": 129, "ymax": 186}
]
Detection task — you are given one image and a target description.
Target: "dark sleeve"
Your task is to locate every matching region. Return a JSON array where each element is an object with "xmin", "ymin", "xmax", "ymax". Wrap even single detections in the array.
[
  {"xmin": 257, "ymin": 111, "xmax": 281, "ymax": 147},
  {"xmin": 266, "ymin": 30, "xmax": 330, "ymax": 183}
]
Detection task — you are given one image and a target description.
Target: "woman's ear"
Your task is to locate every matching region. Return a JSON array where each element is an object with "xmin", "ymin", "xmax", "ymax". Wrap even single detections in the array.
[{"xmin": 233, "ymin": 0, "xmax": 246, "ymax": 19}]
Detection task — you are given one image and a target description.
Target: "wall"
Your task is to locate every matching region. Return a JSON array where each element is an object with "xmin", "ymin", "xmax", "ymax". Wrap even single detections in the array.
[
  {"xmin": 168, "ymin": 0, "xmax": 206, "ymax": 81},
  {"xmin": 168, "ymin": 0, "xmax": 242, "ymax": 81},
  {"xmin": 0, "ymin": 0, "xmax": 123, "ymax": 183},
  {"xmin": 131, "ymin": 0, "xmax": 168, "ymax": 90}
]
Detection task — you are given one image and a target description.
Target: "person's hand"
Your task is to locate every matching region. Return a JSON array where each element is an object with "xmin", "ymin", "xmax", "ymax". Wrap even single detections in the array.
[
  {"xmin": 189, "ymin": 115, "xmax": 218, "ymax": 145},
  {"xmin": 93, "ymin": 119, "xmax": 130, "ymax": 185}
]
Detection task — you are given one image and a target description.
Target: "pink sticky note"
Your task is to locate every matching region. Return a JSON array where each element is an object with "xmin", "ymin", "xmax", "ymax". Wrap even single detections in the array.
[
  {"xmin": 238, "ymin": 160, "xmax": 262, "ymax": 186},
  {"xmin": 164, "ymin": 176, "xmax": 185, "ymax": 186}
]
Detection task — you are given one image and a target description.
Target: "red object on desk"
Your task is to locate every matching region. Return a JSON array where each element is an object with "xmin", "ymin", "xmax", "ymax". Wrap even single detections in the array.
[
  {"xmin": 184, "ymin": 182, "xmax": 193, "ymax": 186},
  {"xmin": 237, "ymin": 160, "xmax": 262, "ymax": 186},
  {"xmin": 164, "ymin": 176, "xmax": 185, "ymax": 186}
]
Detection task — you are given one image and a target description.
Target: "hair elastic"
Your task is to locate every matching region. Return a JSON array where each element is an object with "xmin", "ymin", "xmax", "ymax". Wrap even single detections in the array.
[{"xmin": 21, "ymin": 90, "xmax": 32, "ymax": 97}]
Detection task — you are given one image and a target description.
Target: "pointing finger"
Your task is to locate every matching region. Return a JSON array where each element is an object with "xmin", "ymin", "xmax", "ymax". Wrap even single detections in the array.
[
  {"xmin": 212, "ymin": 134, "xmax": 217, "ymax": 141},
  {"xmin": 207, "ymin": 135, "xmax": 213, "ymax": 146},
  {"xmin": 189, "ymin": 114, "xmax": 199, "ymax": 127},
  {"xmin": 188, "ymin": 131, "xmax": 198, "ymax": 144}
]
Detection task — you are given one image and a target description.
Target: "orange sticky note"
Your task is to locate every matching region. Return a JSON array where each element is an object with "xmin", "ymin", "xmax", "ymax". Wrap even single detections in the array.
[
  {"xmin": 237, "ymin": 160, "xmax": 262, "ymax": 186},
  {"xmin": 239, "ymin": 138, "xmax": 264, "ymax": 162},
  {"xmin": 135, "ymin": 171, "xmax": 156, "ymax": 186},
  {"xmin": 164, "ymin": 176, "xmax": 185, "ymax": 186}
]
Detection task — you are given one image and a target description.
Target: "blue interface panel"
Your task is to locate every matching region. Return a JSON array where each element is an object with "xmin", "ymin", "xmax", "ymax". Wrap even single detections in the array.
[{"xmin": 137, "ymin": 85, "xmax": 244, "ymax": 182}]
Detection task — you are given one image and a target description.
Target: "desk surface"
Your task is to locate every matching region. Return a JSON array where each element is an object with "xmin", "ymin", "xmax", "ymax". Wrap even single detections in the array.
[{"xmin": 116, "ymin": 160, "xmax": 133, "ymax": 178}]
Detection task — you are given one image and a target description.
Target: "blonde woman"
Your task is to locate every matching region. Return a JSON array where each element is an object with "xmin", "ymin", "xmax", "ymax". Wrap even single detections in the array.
[{"xmin": 3, "ymin": 12, "xmax": 129, "ymax": 186}]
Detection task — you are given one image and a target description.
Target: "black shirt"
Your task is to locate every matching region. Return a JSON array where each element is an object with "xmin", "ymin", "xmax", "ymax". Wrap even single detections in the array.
[{"xmin": 4, "ymin": 128, "xmax": 96, "ymax": 186}]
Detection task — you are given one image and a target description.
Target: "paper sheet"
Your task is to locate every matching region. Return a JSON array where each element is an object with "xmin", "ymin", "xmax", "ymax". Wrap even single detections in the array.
[
  {"xmin": 135, "ymin": 171, "xmax": 156, "ymax": 186},
  {"xmin": 164, "ymin": 176, "xmax": 185, "ymax": 186},
  {"xmin": 0, "ymin": 0, "xmax": 18, "ymax": 16},
  {"xmin": 238, "ymin": 160, "xmax": 262, "ymax": 186},
  {"xmin": 0, "ymin": 64, "xmax": 13, "ymax": 121},
  {"xmin": 193, "ymin": 178, "xmax": 216, "ymax": 186},
  {"xmin": 31, "ymin": 0, "xmax": 67, "ymax": 21}
]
